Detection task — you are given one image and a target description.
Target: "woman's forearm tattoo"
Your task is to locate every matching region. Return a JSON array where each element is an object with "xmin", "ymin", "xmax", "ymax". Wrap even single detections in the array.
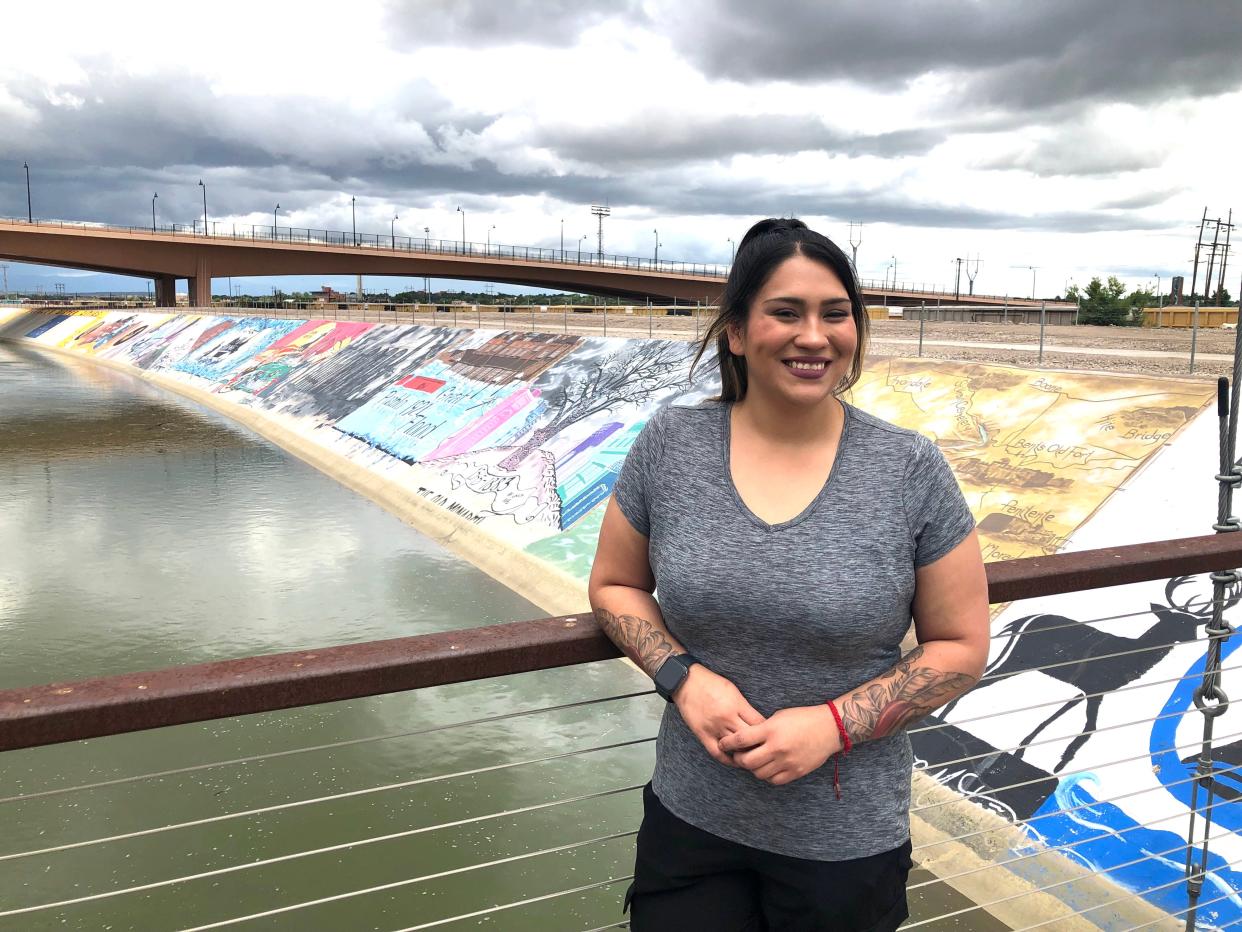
[
  {"xmin": 841, "ymin": 646, "xmax": 977, "ymax": 742},
  {"xmin": 593, "ymin": 607, "xmax": 677, "ymax": 678}
]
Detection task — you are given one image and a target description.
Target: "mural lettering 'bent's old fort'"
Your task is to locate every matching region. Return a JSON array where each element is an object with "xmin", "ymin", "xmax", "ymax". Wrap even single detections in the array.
[{"xmin": 9, "ymin": 307, "xmax": 1234, "ymax": 926}]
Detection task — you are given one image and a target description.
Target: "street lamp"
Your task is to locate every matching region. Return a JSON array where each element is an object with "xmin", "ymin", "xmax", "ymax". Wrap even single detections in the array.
[
  {"xmin": 392, "ymin": 213, "xmax": 398, "ymax": 248},
  {"xmin": 456, "ymin": 206, "xmax": 466, "ymax": 249},
  {"xmin": 728, "ymin": 237, "xmax": 735, "ymax": 263},
  {"xmin": 653, "ymin": 228, "xmax": 659, "ymax": 265},
  {"xmin": 487, "ymin": 224, "xmax": 496, "ymax": 251},
  {"xmin": 578, "ymin": 234, "xmax": 587, "ymax": 262},
  {"xmin": 890, "ymin": 255, "xmax": 897, "ymax": 289},
  {"xmin": 424, "ymin": 226, "xmax": 430, "ymax": 250},
  {"xmin": 351, "ymin": 196, "xmax": 357, "ymax": 246},
  {"xmin": 152, "ymin": 192, "xmax": 158, "ymax": 233},
  {"xmin": 274, "ymin": 203, "xmax": 280, "ymax": 238},
  {"xmin": 23, "ymin": 162, "xmax": 31, "ymax": 222},
  {"xmin": 198, "ymin": 179, "xmax": 208, "ymax": 236},
  {"xmin": 560, "ymin": 218, "xmax": 564, "ymax": 258}
]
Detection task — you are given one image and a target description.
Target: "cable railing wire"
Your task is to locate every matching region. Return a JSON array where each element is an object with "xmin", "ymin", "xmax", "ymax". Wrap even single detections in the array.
[
  {"xmin": 0, "ymin": 737, "xmax": 654, "ymax": 863},
  {"xmin": 908, "ymin": 662, "xmax": 1241, "ymax": 738},
  {"xmin": 0, "ymin": 786, "xmax": 643, "ymax": 918},
  {"xmin": 0, "ymin": 689, "xmax": 654, "ymax": 806},
  {"xmin": 905, "ymin": 790, "xmax": 1242, "ymax": 894},
  {"xmin": 904, "ymin": 828, "xmax": 1241, "ymax": 930},
  {"xmin": 177, "ymin": 859, "xmax": 634, "ymax": 932},
  {"xmin": 913, "ymin": 729, "xmax": 1242, "ymax": 852},
  {"xmin": 1012, "ymin": 852, "xmax": 1242, "ymax": 931}
]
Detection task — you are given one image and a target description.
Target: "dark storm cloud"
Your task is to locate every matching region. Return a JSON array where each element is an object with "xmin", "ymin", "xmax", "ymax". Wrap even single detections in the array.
[
  {"xmin": 664, "ymin": 0, "xmax": 1242, "ymax": 112},
  {"xmin": 538, "ymin": 115, "xmax": 943, "ymax": 167},
  {"xmin": 382, "ymin": 0, "xmax": 645, "ymax": 48}
]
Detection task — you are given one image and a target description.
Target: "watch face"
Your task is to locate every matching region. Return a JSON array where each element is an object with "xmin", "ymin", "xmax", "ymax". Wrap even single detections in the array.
[{"xmin": 655, "ymin": 655, "xmax": 687, "ymax": 699}]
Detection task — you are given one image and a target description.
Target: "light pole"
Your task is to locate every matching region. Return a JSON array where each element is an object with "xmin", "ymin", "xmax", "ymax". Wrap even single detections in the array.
[
  {"xmin": 953, "ymin": 257, "xmax": 962, "ymax": 301},
  {"xmin": 274, "ymin": 203, "xmax": 280, "ymax": 238},
  {"xmin": 392, "ymin": 214, "xmax": 398, "ymax": 248},
  {"xmin": 351, "ymin": 196, "xmax": 356, "ymax": 246},
  {"xmin": 578, "ymin": 234, "xmax": 587, "ymax": 262},
  {"xmin": 560, "ymin": 218, "xmax": 564, "ymax": 258},
  {"xmin": 151, "ymin": 192, "xmax": 158, "ymax": 233},
  {"xmin": 728, "ymin": 237, "xmax": 735, "ymax": 263},
  {"xmin": 424, "ymin": 226, "xmax": 430, "ymax": 249},
  {"xmin": 456, "ymin": 206, "xmax": 466, "ymax": 249},
  {"xmin": 653, "ymin": 229, "xmax": 659, "ymax": 265},
  {"xmin": 890, "ymin": 255, "xmax": 897, "ymax": 289},
  {"xmin": 23, "ymin": 162, "xmax": 31, "ymax": 222},
  {"xmin": 198, "ymin": 179, "xmax": 208, "ymax": 235},
  {"xmin": 487, "ymin": 224, "xmax": 496, "ymax": 251}
]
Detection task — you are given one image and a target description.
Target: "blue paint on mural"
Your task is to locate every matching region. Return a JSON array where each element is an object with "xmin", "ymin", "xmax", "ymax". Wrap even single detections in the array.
[
  {"xmin": 173, "ymin": 318, "xmax": 302, "ymax": 381},
  {"xmin": 24, "ymin": 315, "xmax": 70, "ymax": 338},
  {"xmin": 1024, "ymin": 771, "xmax": 1242, "ymax": 928}
]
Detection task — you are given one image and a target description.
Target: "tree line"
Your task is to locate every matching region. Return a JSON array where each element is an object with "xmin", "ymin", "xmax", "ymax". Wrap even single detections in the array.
[{"xmin": 1064, "ymin": 277, "xmax": 1235, "ymax": 326}]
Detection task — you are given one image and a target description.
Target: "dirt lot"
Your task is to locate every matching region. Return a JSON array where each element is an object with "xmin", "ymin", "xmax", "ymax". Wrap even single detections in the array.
[{"xmin": 192, "ymin": 304, "xmax": 1242, "ymax": 383}]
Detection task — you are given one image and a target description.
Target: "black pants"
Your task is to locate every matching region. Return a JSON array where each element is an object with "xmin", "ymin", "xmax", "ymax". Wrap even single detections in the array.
[{"xmin": 624, "ymin": 784, "xmax": 912, "ymax": 932}]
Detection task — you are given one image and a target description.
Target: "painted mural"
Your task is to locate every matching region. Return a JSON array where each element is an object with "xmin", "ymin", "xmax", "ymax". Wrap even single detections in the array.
[{"xmin": 11, "ymin": 309, "xmax": 1237, "ymax": 925}]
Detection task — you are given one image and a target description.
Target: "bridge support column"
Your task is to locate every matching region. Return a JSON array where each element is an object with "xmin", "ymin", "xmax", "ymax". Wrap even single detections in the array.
[
  {"xmin": 154, "ymin": 275, "xmax": 177, "ymax": 308},
  {"xmin": 186, "ymin": 253, "xmax": 212, "ymax": 308}
]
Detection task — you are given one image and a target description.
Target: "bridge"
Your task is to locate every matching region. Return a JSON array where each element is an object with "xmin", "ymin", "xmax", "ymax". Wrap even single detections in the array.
[{"xmin": 0, "ymin": 217, "xmax": 1048, "ymax": 309}]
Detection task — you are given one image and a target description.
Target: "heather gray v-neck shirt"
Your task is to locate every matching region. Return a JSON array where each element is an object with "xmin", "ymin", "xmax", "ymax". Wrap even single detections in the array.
[{"xmin": 612, "ymin": 399, "xmax": 976, "ymax": 861}]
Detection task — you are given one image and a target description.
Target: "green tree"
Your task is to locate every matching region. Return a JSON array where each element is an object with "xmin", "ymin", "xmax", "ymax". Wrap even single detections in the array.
[{"xmin": 1072, "ymin": 276, "xmax": 1133, "ymax": 326}]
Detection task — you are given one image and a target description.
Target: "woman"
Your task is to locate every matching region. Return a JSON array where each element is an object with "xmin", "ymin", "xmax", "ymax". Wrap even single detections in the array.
[{"xmin": 588, "ymin": 218, "xmax": 990, "ymax": 931}]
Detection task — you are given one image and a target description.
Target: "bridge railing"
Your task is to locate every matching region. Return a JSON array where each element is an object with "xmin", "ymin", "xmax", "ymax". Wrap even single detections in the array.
[
  {"xmin": 1, "ymin": 534, "xmax": 1239, "ymax": 929},
  {"xmin": 2, "ymin": 215, "xmax": 1030, "ymax": 302}
]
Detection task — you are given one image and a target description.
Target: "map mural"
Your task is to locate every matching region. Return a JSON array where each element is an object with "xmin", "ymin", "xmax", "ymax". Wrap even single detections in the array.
[{"xmin": 7, "ymin": 308, "xmax": 1236, "ymax": 926}]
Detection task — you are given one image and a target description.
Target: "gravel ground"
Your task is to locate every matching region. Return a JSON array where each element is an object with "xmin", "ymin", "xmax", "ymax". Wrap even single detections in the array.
[{"xmin": 102, "ymin": 304, "xmax": 1242, "ymax": 382}]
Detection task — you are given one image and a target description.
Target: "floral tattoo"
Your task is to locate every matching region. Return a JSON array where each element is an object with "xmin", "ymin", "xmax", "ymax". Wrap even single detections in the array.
[
  {"xmin": 841, "ymin": 645, "xmax": 977, "ymax": 742},
  {"xmin": 593, "ymin": 607, "xmax": 677, "ymax": 678}
]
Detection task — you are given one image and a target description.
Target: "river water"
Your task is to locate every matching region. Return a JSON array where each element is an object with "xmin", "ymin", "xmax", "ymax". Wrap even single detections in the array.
[{"xmin": 0, "ymin": 339, "xmax": 1000, "ymax": 931}]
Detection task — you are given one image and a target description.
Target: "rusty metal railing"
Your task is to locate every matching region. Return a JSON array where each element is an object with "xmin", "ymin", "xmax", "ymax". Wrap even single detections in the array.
[{"xmin": 3, "ymin": 533, "xmax": 1240, "ymax": 753}]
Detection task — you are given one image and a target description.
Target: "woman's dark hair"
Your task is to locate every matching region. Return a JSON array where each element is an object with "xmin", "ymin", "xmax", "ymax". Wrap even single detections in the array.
[{"xmin": 690, "ymin": 217, "xmax": 869, "ymax": 402}]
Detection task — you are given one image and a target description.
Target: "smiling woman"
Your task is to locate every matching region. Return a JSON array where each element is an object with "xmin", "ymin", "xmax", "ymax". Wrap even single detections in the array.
[{"xmin": 589, "ymin": 218, "xmax": 990, "ymax": 931}]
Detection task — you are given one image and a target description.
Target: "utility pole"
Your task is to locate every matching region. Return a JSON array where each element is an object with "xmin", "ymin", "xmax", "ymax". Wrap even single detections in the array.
[
  {"xmin": 1203, "ymin": 217, "xmax": 1222, "ymax": 306},
  {"xmin": 1, "ymin": 264, "xmax": 8, "ymax": 299},
  {"xmin": 591, "ymin": 205, "xmax": 610, "ymax": 259},
  {"xmin": 1217, "ymin": 208, "xmax": 1233, "ymax": 305},
  {"xmin": 953, "ymin": 257, "xmax": 963, "ymax": 301},
  {"xmin": 848, "ymin": 222, "xmax": 862, "ymax": 270},
  {"xmin": 1190, "ymin": 207, "xmax": 1208, "ymax": 302},
  {"xmin": 965, "ymin": 254, "xmax": 982, "ymax": 296}
]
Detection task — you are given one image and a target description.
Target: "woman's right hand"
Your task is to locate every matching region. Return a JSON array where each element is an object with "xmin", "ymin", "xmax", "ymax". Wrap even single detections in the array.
[{"xmin": 673, "ymin": 665, "xmax": 766, "ymax": 767}]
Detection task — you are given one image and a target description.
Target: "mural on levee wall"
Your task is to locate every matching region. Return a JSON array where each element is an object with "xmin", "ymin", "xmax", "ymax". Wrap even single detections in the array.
[{"xmin": 10, "ymin": 308, "xmax": 1235, "ymax": 926}]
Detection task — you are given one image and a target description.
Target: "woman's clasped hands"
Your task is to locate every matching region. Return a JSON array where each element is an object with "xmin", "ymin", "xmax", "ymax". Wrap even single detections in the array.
[{"xmin": 674, "ymin": 666, "xmax": 843, "ymax": 785}]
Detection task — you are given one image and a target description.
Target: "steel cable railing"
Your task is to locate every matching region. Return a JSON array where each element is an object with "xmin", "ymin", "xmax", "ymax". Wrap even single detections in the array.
[
  {"xmin": 0, "ymin": 737, "xmax": 654, "ymax": 863},
  {"xmin": 909, "ymin": 662, "xmax": 1242, "ymax": 738},
  {"xmin": 912, "ymin": 731, "xmax": 1242, "ymax": 852},
  {"xmin": 178, "ymin": 857, "xmax": 636, "ymax": 932},
  {"xmin": 1013, "ymin": 853, "xmax": 1242, "ymax": 931},
  {"xmin": 906, "ymin": 792, "xmax": 1242, "ymax": 894},
  {"xmin": 903, "ymin": 825, "xmax": 1242, "ymax": 929},
  {"xmin": 0, "ymin": 786, "xmax": 644, "ymax": 919},
  {"xmin": 0, "ymin": 689, "xmax": 653, "ymax": 805}
]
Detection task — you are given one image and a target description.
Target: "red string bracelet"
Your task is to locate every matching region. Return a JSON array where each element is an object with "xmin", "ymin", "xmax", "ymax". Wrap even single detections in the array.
[{"xmin": 825, "ymin": 699, "xmax": 852, "ymax": 800}]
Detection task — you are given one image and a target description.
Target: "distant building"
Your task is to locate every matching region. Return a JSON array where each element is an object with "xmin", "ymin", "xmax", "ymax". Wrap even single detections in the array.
[{"xmin": 311, "ymin": 285, "xmax": 344, "ymax": 303}]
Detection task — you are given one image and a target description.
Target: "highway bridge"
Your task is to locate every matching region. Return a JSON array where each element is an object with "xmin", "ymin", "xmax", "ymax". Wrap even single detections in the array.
[{"xmin": 0, "ymin": 217, "xmax": 1048, "ymax": 309}]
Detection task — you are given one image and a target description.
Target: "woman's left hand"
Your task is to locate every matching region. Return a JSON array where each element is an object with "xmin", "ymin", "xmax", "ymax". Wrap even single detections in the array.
[{"xmin": 718, "ymin": 705, "xmax": 843, "ymax": 786}]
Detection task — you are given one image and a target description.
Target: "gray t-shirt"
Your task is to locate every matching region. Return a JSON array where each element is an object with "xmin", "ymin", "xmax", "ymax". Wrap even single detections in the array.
[{"xmin": 612, "ymin": 398, "xmax": 976, "ymax": 861}]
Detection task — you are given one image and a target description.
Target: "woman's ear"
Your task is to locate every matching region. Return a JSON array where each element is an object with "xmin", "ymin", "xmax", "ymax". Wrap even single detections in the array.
[{"xmin": 725, "ymin": 320, "xmax": 745, "ymax": 356}]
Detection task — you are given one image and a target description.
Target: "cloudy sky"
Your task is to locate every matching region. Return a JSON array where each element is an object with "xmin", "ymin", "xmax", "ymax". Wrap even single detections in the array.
[{"xmin": 2, "ymin": 0, "xmax": 1239, "ymax": 298}]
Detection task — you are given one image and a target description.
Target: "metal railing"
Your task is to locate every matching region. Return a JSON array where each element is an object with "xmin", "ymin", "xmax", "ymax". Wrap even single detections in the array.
[
  {"xmin": 1, "ymin": 214, "xmax": 1034, "ymax": 301},
  {"xmin": 1, "ymin": 534, "xmax": 1240, "ymax": 930}
]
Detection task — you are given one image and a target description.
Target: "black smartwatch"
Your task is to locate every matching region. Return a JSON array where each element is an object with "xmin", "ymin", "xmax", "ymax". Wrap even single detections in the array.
[{"xmin": 653, "ymin": 653, "xmax": 701, "ymax": 702}]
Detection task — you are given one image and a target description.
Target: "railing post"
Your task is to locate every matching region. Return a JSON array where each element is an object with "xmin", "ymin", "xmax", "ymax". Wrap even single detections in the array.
[
  {"xmin": 603, "ymin": 302, "xmax": 608, "ymax": 337},
  {"xmin": 919, "ymin": 301, "xmax": 925, "ymax": 357},
  {"xmin": 1039, "ymin": 301, "xmax": 1046, "ymax": 365},
  {"xmin": 1191, "ymin": 302, "xmax": 1200, "ymax": 374}
]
